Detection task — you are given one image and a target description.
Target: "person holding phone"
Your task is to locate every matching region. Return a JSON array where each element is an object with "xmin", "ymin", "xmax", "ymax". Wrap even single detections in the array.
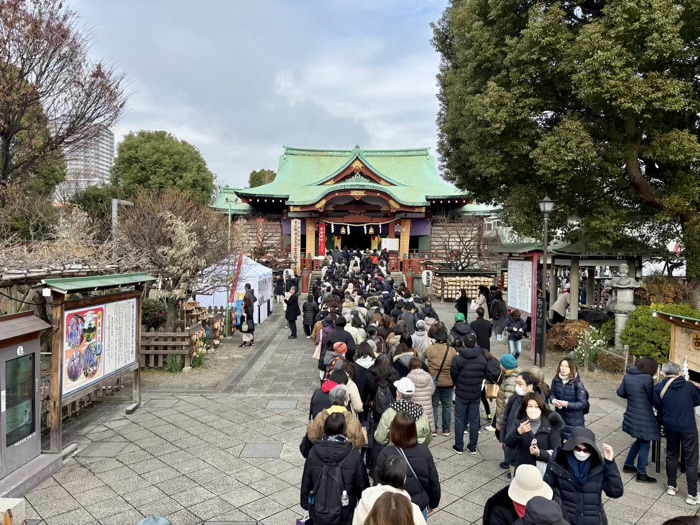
[
  {"xmin": 550, "ymin": 358, "xmax": 589, "ymax": 440},
  {"xmin": 543, "ymin": 427, "xmax": 623, "ymax": 525},
  {"xmin": 505, "ymin": 393, "xmax": 564, "ymax": 473}
]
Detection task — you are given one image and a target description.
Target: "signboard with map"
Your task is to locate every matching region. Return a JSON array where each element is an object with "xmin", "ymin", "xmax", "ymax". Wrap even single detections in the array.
[{"xmin": 62, "ymin": 298, "xmax": 137, "ymax": 396}]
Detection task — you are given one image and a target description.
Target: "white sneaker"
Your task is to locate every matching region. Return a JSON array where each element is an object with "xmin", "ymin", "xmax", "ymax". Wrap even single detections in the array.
[
  {"xmin": 667, "ymin": 486, "xmax": 678, "ymax": 496},
  {"xmin": 687, "ymin": 494, "xmax": 699, "ymax": 505},
  {"xmin": 484, "ymin": 425, "xmax": 495, "ymax": 432}
]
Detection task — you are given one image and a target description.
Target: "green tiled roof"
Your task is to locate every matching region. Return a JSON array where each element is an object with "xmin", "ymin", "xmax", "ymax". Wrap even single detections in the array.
[
  {"xmin": 211, "ymin": 188, "xmax": 255, "ymax": 214},
  {"xmin": 42, "ymin": 272, "xmax": 155, "ymax": 294},
  {"xmin": 235, "ymin": 146, "xmax": 465, "ymax": 206}
]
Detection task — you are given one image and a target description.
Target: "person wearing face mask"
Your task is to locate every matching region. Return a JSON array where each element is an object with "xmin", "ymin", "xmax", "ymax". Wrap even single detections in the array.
[
  {"xmin": 543, "ymin": 427, "xmax": 623, "ymax": 525},
  {"xmin": 500, "ymin": 371, "xmax": 538, "ymax": 475},
  {"xmin": 505, "ymin": 392, "xmax": 564, "ymax": 474},
  {"xmin": 550, "ymin": 358, "xmax": 589, "ymax": 440}
]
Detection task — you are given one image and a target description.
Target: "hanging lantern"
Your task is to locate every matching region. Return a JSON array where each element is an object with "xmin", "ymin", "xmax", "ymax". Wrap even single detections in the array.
[
  {"xmin": 363, "ymin": 224, "xmax": 367, "ymax": 234},
  {"xmin": 369, "ymin": 226, "xmax": 375, "ymax": 235},
  {"xmin": 378, "ymin": 224, "xmax": 381, "ymax": 233},
  {"xmin": 341, "ymin": 226, "xmax": 347, "ymax": 235}
]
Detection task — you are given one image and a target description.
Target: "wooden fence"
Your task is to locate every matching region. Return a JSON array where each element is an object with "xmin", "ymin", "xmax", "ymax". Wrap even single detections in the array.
[{"xmin": 140, "ymin": 308, "xmax": 225, "ymax": 369}]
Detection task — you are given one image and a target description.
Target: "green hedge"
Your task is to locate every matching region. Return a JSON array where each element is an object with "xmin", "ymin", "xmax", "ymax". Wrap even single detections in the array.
[
  {"xmin": 621, "ymin": 303, "xmax": 700, "ymax": 361},
  {"xmin": 142, "ymin": 299, "xmax": 167, "ymax": 330}
]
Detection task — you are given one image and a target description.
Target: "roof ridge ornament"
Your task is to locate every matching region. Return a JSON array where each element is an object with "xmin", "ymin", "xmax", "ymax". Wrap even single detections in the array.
[{"xmin": 351, "ymin": 160, "xmax": 364, "ymax": 174}]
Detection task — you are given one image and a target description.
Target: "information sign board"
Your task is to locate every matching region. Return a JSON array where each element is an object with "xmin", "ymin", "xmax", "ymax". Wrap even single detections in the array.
[
  {"xmin": 62, "ymin": 298, "xmax": 137, "ymax": 396},
  {"xmin": 507, "ymin": 260, "xmax": 533, "ymax": 314}
]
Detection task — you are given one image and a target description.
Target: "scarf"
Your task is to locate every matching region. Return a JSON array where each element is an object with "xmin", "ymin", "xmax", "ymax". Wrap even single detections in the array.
[
  {"xmin": 567, "ymin": 451, "xmax": 591, "ymax": 487},
  {"xmin": 323, "ymin": 434, "xmax": 348, "ymax": 443},
  {"xmin": 513, "ymin": 501, "xmax": 527, "ymax": 519},
  {"xmin": 391, "ymin": 400, "xmax": 424, "ymax": 420}
]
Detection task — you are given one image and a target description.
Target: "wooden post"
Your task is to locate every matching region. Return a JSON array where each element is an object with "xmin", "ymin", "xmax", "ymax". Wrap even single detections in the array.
[
  {"xmin": 127, "ymin": 284, "xmax": 143, "ymax": 415},
  {"xmin": 586, "ymin": 267, "xmax": 595, "ymax": 306},
  {"xmin": 570, "ymin": 257, "xmax": 580, "ymax": 320},
  {"xmin": 49, "ymin": 293, "xmax": 65, "ymax": 453}
]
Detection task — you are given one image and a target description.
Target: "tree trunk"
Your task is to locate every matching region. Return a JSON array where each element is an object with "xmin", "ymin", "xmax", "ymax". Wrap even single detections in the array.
[
  {"xmin": 682, "ymin": 215, "xmax": 700, "ymax": 309},
  {"xmin": 166, "ymin": 299, "xmax": 178, "ymax": 331}
]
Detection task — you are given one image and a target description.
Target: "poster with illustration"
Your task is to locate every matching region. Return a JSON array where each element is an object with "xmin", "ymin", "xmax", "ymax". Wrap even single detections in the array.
[{"xmin": 63, "ymin": 306, "xmax": 105, "ymax": 395}]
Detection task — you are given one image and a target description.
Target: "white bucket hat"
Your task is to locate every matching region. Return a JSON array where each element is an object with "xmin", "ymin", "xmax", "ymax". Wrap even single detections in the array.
[{"xmin": 508, "ymin": 464, "xmax": 553, "ymax": 505}]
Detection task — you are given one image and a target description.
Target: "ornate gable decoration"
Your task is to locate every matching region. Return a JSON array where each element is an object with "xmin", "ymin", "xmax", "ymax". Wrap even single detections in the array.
[{"xmin": 345, "ymin": 173, "xmax": 375, "ymax": 184}]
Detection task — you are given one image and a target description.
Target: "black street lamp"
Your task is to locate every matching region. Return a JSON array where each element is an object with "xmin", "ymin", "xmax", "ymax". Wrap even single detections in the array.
[{"xmin": 539, "ymin": 196, "xmax": 555, "ymax": 367}]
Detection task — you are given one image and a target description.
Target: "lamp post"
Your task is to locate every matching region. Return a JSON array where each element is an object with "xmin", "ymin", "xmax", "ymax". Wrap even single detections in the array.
[
  {"xmin": 225, "ymin": 196, "xmax": 233, "ymax": 337},
  {"xmin": 539, "ymin": 196, "xmax": 555, "ymax": 367}
]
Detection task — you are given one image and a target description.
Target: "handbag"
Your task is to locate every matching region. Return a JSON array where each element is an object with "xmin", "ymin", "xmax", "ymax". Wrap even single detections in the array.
[
  {"xmin": 486, "ymin": 371, "xmax": 501, "ymax": 400},
  {"xmin": 486, "ymin": 382, "xmax": 500, "ymax": 400},
  {"xmin": 240, "ymin": 314, "xmax": 249, "ymax": 332},
  {"xmin": 432, "ymin": 346, "xmax": 450, "ymax": 388}
]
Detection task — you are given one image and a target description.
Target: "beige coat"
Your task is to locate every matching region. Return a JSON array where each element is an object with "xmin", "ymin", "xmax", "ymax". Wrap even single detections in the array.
[
  {"xmin": 307, "ymin": 405, "xmax": 366, "ymax": 450},
  {"xmin": 407, "ymin": 369, "xmax": 437, "ymax": 432},
  {"xmin": 476, "ymin": 293, "xmax": 490, "ymax": 320},
  {"xmin": 424, "ymin": 344, "xmax": 457, "ymax": 388}
]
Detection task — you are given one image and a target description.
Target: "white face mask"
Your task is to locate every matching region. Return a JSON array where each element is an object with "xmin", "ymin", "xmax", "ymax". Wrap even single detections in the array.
[
  {"xmin": 526, "ymin": 408, "xmax": 542, "ymax": 420},
  {"xmin": 573, "ymin": 450, "xmax": 591, "ymax": 462},
  {"xmin": 515, "ymin": 385, "xmax": 526, "ymax": 396}
]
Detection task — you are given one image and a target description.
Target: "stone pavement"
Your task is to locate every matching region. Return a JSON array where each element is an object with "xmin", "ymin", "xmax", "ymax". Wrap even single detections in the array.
[{"xmin": 23, "ymin": 305, "xmax": 700, "ymax": 525}]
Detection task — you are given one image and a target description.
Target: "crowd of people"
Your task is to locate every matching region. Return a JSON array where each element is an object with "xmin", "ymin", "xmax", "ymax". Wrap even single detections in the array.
[{"xmin": 257, "ymin": 252, "xmax": 700, "ymax": 525}]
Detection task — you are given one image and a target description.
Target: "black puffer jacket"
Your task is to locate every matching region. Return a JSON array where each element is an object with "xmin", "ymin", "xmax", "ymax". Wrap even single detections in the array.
[
  {"xmin": 448, "ymin": 321, "xmax": 475, "ymax": 346},
  {"xmin": 300, "ymin": 439, "xmax": 369, "ymax": 525},
  {"xmin": 616, "ymin": 366, "xmax": 660, "ymax": 442},
  {"xmin": 543, "ymin": 431, "xmax": 623, "ymax": 525},
  {"xmin": 483, "ymin": 485, "xmax": 518, "ymax": 525},
  {"xmin": 373, "ymin": 444, "xmax": 440, "ymax": 511},
  {"xmin": 274, "ymin": 277, "xmax": 285, "ymax": 295},
  {"xmin": 450, "ymin": 346, "xmax": 488, "ymax": 402},
  {"xmin": 303, "ymin": 300, "xmax": 319, "ymax": 326},
  {"xmin": 505, "ymin": 409, "xmax": 565, "ymax": 469}
]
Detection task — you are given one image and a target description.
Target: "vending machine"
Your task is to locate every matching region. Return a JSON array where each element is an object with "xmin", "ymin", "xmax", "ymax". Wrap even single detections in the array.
[{"xmin": 0, "ymin": 312, "xmax": 46, "ymax": 479}]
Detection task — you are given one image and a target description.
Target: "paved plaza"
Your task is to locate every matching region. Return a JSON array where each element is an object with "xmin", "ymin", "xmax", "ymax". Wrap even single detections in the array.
[{"xmin": 24, "ymin": 305, "xmax": 700, "ymax": 525}]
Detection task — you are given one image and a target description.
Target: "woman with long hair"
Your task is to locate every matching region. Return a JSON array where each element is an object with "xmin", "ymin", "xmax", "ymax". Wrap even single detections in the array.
[
  {"xmin": 476, "ymin": 285, "xmax": 490, "ymax": 320},
  {"xmin": 373, "ymin": 412, "xmax": 441, "ymax": 521},
  {"xmin": 505, "ymin": 392, "xmax": 564, "ymax": 473},
  {"xmin": 550, "ymin": 358, "xmax": 589, "ymax": 440},
  {"xmin": 364, "ymin": 492, "xmax": 415, "ymax": 525}
]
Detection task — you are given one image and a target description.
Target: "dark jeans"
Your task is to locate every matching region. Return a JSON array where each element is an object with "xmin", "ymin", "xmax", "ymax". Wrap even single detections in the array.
[
  {"xmin": 625, "ymin": 438, "xmax": 650, "ymax": 474},
  {"xmin": 303, "ymin": 324, "xmax": 312, "ymax": 336},
  {"xmin": 289, "ymin": 319, "xmax": 297, "ymax": 337},
  {"xmin": 666, "ymin": 430, "xmax": 699, "ymax": 496},
  {"xmin": 455, "ymin": 397, "xmax": 480, "ymax": 451},
  {"xmin": 552, "ymin": 311, "xmax": 565, "ymax": 324},
  {"xmin": 432, "ymin": 387, "xmax": 453, "ymax": 433}
]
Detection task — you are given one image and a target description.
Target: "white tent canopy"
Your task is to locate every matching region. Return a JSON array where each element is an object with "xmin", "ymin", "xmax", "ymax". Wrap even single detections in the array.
[{"xmin": 196, "ymin": 255, "xmax": 274, "ymax": 324}]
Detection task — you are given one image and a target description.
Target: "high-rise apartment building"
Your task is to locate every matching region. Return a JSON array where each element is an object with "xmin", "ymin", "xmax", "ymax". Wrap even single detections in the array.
[{"xmin": 55, "ymin": 126, "xmax": 115, "ymax": 199}]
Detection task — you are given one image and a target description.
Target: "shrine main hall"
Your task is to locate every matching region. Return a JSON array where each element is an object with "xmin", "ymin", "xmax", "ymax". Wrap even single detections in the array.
[{"xmin": 213, "ymin": 146, "xmax": 495, "ymax": 259}]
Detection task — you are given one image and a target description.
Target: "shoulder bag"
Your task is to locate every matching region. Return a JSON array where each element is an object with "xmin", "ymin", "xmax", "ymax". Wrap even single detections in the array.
[
  {"xmin": 240, "ymin": 313, "xmax": 249, "ymax": 332},
  {"xmin": 395, "ymin": 446, "xmax": 429, "ymax": 498},
  {"xmin": 432, "ymin": 346, "xmax": 450, "ymax": 388}
]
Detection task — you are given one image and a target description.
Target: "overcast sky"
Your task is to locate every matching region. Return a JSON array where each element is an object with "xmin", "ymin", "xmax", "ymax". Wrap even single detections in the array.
[{"xmin": 72, "ymin": 0, "xmax": 447, "ymax": 188}]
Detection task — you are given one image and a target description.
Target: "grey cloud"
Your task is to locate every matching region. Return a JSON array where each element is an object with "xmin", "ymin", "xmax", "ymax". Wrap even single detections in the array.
[{"xmin": 73, "ymin": 0, "xmax": 446, "ymax": 186}]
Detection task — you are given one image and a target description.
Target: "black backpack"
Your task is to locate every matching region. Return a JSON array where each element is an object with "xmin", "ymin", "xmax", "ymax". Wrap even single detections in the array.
[
  {"xmin": 374, "ymin": 383, "xmax": 395, "ymax": 420},
  {"xmin": 310, "ymin": 449, "xmax": 352, "ymax": 525},
  {"xmin": 490, "ymin": 300, "xmax": 501, "ymax": 320}
]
